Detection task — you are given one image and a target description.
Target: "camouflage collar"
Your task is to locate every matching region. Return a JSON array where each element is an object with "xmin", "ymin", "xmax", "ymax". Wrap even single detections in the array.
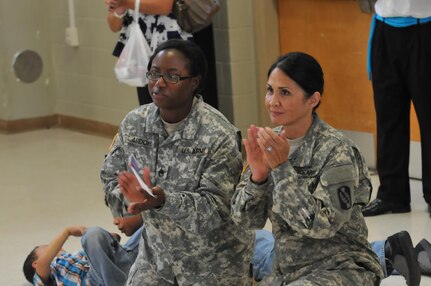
[
  {"xmin": 288, "ymin": 114, "xmax": 322, "ymax": 167},
  {"xmin": 146, "ymin": 95, "xmax": 204, "ymax": 141}
]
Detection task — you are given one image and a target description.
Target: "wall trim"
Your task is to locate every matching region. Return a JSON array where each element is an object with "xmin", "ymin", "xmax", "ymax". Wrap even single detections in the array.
[
  {"xmin": 0, "ymin": 115, "xmax": 118, "ymax": 138},
  {"xmin": 58, "ymin": 115, "xmax": 118, "ymax": 138},
  {"xmin": 0, "ymin": 115, "xmax": 58, "ymax": 134}
]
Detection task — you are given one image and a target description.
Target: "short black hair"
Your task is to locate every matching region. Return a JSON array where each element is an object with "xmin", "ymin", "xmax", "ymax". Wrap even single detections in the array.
[
  {"xmin": 147, "ymin": 39, "xmax": 208, "ymax": 93},
  {"xmin": 23, "ymin": 246, "xmax": 38, "ymax": 283},
  {"xmin": 268, "ymin": 52, "xmax": 324, "ymax": 109}
]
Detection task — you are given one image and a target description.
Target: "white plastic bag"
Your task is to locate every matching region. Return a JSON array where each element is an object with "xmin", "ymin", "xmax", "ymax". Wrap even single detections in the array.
[{"xmin": 114, "ymin": 0, "xmax": 151, "ymax": 87}]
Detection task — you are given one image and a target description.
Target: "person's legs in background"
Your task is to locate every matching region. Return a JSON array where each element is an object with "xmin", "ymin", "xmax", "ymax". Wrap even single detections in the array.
[
  {"xmin": 192, "ymin": 25, "xmax": 219, "ymax": 109},
  {"xmin": 410, "ymin": 21, "xmax": 431, "ymax": 213},
  {"xmin": 137, "ymin": 86, "xmax": 152, "ymax": 105},
  {"xmin": 363, "ymin": 20, "xmax": 412, "ymax": 216}
]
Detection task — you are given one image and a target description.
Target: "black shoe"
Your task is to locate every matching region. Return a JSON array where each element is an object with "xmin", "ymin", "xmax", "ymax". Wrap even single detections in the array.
[
  {"xmin": 362, "ymin": 198, "xmax": 411, "ymax": 217},
  {"xmin": 385, "ymin": 231, "xmax": 421, "ymax": 286},
  {"xmin": 415, "ymin": 239, "xmax": 431, "ymax": 275}
]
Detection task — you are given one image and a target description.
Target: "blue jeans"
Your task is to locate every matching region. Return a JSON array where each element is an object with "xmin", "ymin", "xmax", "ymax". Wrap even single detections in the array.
[
  {"xmin": 371, "ymin": 240, "xmax": 387, "ymax": 277},
  {"xmin": 81, "ymin": 226, "xmax": 141, "ymax": 286},
  {"xmin": 252, "ymin": 230, "xmax": 275, "ymax": 281},
  {"xmin": 252, "ymin": 230, "xmax": 387, "ymax": 280}
]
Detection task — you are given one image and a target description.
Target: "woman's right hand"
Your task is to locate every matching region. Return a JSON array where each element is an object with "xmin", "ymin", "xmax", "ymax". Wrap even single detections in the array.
[
  {"xmin": 105, "ymin": 0, "xmax": 122, "ymax": 11},
  {"xmin": 243, "ymin": 125, "xmax": 271, "ymax": 184},
  {"xmin": 118, "ymin": 168, "xmax": 166, "ymax": 213}
]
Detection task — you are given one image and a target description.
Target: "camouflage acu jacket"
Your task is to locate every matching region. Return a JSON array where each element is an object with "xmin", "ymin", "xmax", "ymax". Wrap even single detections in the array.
[
  {"xmin": 232, "ymin": 115, "xmax": 384, "ymax": 285},
  {"xmin": 101, "ymin": 96, "xmax": 253, "ymax": 285}
]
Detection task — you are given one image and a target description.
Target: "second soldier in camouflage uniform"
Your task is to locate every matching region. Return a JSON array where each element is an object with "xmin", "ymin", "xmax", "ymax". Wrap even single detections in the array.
[
  {"xmin": 231, "ymin": 52, "xmax": 384, "ymax": 285},
  {"xmin": 101, "ymin": 39, "xmax": 253, "ymax": 285}
]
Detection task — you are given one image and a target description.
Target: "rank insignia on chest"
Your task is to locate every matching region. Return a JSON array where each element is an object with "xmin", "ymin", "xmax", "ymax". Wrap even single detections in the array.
[{"xmin": 338, "ymin": 186, "xmax": 352, "ymax": 210}]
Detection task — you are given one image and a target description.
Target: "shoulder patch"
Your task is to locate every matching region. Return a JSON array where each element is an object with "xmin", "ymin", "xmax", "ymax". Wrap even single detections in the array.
[{"xmin": 338, "ymin": 186, "xmax": 352, "ymax": 210}]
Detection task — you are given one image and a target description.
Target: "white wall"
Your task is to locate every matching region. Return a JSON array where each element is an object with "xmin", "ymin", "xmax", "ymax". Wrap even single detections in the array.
[
  {"xmin": 0, "ymin": 0, "xmax": 138, "ymax": 125},
  {"xmin": 49, "ymin": 0, "xmax": 136, "ymax": 125},
  {"xmin": 0, "ymin": 0, "xmax": 54, "ymax": 120}
]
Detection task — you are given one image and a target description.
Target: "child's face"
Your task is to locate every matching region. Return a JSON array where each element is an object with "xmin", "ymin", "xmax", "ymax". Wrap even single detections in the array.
[
  {"xmin": 113, "ymin": 215, "xmax": 143, "ymax": 236},
  {"xmin": 35, "ymin": 245, "xmax": 48, "ymax": 258},
  {"xmin": 32, "ymin": 245, "xmax": 64, "ymax": 268},
  {"xmin": 32, "ymin": 245, "xmax": 48, "ymax": 268}
]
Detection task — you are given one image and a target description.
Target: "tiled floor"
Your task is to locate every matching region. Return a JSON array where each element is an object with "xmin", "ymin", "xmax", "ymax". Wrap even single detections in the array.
[{"xmin": 1, "ymin": 128, "xmax": 430, "ymax": 285}]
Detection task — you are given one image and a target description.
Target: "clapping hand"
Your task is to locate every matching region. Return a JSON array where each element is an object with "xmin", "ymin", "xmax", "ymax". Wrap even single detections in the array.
[
  {"xmin": 256, "ymin": 127, "xmax": 290, "ymax": 169},
  {"xmin": 118, "ymin": 167, "xmax": 166, "ymax": 214},
  {"xmin": 243, "ymin": 125, "xmax": 271, "ymax": 184}
]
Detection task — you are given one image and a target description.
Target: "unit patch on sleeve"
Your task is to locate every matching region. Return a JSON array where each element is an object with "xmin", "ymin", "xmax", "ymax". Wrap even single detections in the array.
[{"xmin": 338, "ymin": 186, "xmax": 352, "ymax": 210}]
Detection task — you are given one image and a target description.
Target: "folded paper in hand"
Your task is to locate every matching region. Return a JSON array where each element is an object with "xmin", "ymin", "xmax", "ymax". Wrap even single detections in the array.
[{"xmin": 128, "ymin": 154, "xmax": 155, "ymax": 198}]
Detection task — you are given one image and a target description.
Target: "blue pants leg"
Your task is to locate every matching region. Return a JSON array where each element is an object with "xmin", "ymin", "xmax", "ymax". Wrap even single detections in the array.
[{"xmin": 81, "ymin": 227, "xmax": 139, "ymax": 286}]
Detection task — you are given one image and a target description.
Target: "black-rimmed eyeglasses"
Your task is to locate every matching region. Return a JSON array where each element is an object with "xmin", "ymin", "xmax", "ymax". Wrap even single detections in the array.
[{"xmin": 146, "ymin": 71, "xmax": 194, "ymax": 84}]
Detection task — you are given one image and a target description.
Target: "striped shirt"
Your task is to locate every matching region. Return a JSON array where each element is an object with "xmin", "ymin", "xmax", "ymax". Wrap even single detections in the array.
[{"xmin": 33, "ymin": 251, "xmax": 90, "ymax": 286}]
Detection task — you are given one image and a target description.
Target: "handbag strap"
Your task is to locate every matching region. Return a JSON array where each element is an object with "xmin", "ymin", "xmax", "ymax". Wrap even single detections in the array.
[{"xmin": 133, "ymin": 0, "xmax": 140, "ymax": 22}]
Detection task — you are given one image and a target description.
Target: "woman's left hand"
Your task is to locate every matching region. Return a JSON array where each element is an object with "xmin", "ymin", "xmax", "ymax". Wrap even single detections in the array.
[{"xmin": 257, "ymin": 127, "xmax": 290, "ymax": 169}]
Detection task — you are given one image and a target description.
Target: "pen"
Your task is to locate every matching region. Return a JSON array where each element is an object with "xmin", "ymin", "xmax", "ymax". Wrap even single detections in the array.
[{"xmin": 299, "ymin": 207, "xmax": 313, "ymax": 228}]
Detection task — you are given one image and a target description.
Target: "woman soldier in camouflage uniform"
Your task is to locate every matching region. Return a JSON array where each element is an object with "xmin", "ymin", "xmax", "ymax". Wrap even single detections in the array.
[
  {"xmin": 101, "ymin": 39, "xmax": 253, "ymax": 285},
  {"xmin": 231, "ymin": 52, "xmax": 384, "ymax": 285}
]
